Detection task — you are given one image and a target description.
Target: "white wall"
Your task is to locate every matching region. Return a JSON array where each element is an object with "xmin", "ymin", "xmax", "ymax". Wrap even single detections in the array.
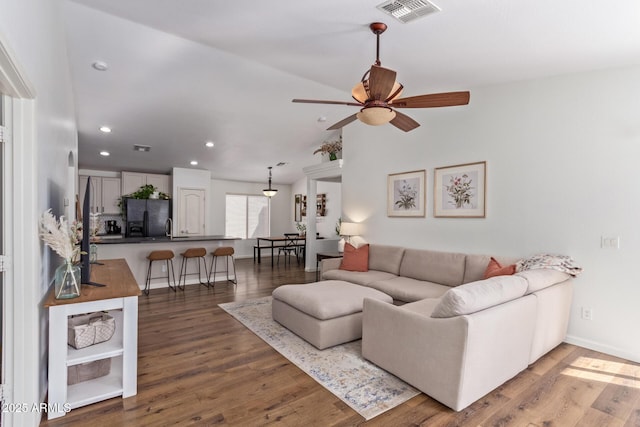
[
  {"xmin": 291, "ymin": 177, "xmax": 342, "ymax": 240},
  {"xmin": 343, "ymin": 64, "xmax": 640, "ymax": 363},
  {"xmin": 0, "ymin": 0, "xmax": 78, "ymax": 424},
  {"xmin": 209, "ymin": 178, "xmax": 292, "ymax": 258}
]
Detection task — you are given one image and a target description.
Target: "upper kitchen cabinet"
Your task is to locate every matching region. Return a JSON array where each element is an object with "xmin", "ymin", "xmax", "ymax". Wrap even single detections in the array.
[
  {"xmin": 121, "ymin": 172, "xmax": 171, "ymax": 196},
  {"xmin": 79, "ymin": 175, "xmax": 122, "ymax": 215}
]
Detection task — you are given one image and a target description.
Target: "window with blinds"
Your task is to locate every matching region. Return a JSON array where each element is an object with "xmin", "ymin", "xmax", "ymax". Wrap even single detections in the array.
[{"xmin": 225, "ymin": 194, "xmax": 270, "ymax": 239}]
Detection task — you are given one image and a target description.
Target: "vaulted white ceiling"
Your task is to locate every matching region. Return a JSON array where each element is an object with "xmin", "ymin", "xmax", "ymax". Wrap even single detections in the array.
[{"xmin": 63, "ymin": 0, "xmax": 640, "ymax": 184}]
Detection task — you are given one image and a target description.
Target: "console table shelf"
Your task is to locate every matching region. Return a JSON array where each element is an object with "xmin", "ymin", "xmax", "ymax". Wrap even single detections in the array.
[{"xmin": 44, "ymin": 259, "xmax": 140, "ymax": 419}]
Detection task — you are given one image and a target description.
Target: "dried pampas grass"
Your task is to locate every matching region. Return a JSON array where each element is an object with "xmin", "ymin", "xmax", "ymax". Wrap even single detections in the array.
[{"xmin": 39, "ymin": 209, "xmax": 80, "ymax": 261}]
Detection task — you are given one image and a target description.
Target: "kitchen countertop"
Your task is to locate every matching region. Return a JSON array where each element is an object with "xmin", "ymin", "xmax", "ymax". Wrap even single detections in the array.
[{"xmin": 94, "ymin": 235, "xmax": 239, "ymax": 245}]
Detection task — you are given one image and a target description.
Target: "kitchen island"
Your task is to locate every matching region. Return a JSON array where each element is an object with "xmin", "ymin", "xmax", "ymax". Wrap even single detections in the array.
[{"xmin": 95, "ymin": 235, "xmax": 239, "ymax": 291}]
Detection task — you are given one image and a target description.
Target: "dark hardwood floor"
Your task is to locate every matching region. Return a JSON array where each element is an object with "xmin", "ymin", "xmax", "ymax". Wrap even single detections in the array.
[{"xmin": 41, "ymin": 258, "xmax": 640, "ymax": 426}]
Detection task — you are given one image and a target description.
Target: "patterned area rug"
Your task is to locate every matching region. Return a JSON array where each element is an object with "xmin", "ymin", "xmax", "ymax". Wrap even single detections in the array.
[{"xmin": 218, "ymin": 296, "xmax": 420, "ymax": 420}]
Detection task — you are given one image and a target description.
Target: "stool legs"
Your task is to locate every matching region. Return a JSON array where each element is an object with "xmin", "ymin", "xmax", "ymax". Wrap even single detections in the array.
[
  {"xmin": 145, "ymin": 258, "xmax": 177, "ymax": 295},
  {"xmin": 208, "ymin": 253, "xmax": 237, "ymax": 286},
  {"xmin": 178, "ymin": 256, "xmax": 210, "ymax": 289}
]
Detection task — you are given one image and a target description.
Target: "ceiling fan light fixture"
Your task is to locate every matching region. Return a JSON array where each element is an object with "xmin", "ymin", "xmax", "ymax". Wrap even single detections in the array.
[
  {"xmin": 357, "ymin": 107, "xmax": 396, "ymax": 126},
  {"xmin": 352, "ymin": 80, "xmax": 403, "ymax": 103}
]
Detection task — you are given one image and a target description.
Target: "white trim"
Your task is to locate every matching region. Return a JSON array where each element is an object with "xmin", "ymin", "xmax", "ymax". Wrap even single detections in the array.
[
  {"xmin": 302, "ymin": 159, "xmax": 343, "ymax": 181},
  {"xmin": 564, "ymin": 335, "xmax": 640, "ymax": 364},
  {"xmin": 0, "ymin": 35, "xmax": 40, "ymax": 426},
  {"xmin": 0, "ymin": 34, "xmax": 35, "ymax": 99}
]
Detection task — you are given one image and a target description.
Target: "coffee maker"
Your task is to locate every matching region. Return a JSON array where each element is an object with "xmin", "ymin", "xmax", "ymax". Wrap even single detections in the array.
[{"xmin": 105, "ymin": 220, "xmax": 118, "ymax": 235}]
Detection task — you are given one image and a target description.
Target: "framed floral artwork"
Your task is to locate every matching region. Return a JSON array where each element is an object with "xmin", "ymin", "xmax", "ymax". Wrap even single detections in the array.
[
  {"xmin": 434, "ymin": 161, "xmax": 486, "ymax": 218},
  {"xmin": 387, "ymin": 170, "xmax": 426, "ymax": 217}
]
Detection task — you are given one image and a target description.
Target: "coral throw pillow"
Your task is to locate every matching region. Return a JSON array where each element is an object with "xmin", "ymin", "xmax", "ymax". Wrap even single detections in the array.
[
  {"xmin": 339, "ymin": 243, "xmax": 369, "ymax": 272},
  {"xmin": 483, "ymin": 257, "xmax": 516, "ymax": 279}
]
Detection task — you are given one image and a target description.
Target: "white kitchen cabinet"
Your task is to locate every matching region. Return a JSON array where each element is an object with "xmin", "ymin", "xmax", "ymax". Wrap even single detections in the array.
[
  {"xmin": 101, "ymin": 177, "xmax": 122, "ymax": 214},
  {"xmin": 145, "ymin": 173, "xmax": 170, "ymax": 195},
  {"xmin": 79, "ymin": 175, "xmax": 121, "ymax": 214},
  {"xmin": 122, "ymin": 171, "xmax": 171, "ymax": 196}
]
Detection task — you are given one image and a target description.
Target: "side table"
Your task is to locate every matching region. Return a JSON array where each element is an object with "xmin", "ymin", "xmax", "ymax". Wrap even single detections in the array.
[{"xmin": 316, "ymin": 251, "xmax": 343, "ymax": 281}]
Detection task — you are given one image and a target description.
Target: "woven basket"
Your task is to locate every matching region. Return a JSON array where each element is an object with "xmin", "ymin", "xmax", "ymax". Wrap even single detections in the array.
[
  {"xmin": 68, "ymin": 312, "xmax": 115, "ymax": 349},
  {"xmin": 67, "ymin": 358, "xmax": 111, "ymax": 385}
]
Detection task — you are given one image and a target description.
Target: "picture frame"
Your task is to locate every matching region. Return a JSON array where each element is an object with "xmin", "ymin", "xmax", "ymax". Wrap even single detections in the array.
[
  {"xmin": 387, "ymin": 170, "xmax": 426, "ymax": 217},
  {"xmin": 294, "ymin": 194, "xmax": 302, "ymax": 222},
  {"xmin": 434, "ymin": 161, "xmax": 486, "ymax": 218}
]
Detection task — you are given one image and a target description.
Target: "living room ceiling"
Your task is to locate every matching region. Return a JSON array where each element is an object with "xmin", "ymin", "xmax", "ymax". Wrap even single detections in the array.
[{"xmin": 63, "ymin": 0, "xmax": 640, "ymax": 184}]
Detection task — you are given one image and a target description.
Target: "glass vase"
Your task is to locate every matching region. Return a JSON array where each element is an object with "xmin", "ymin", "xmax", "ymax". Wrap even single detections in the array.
[
  {"xmin": 90, "ymin": 243, "xmax": 98, "ymax": 263},
  {"xmin": 54, "ymin": 261, "xmax": 81, "ymax": 299}
]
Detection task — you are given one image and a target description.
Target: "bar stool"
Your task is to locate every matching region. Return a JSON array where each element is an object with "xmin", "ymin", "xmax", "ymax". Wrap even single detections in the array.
[
  {"xmin": 178, "ymin": 247, "xmax": 209, "ymax": 289},
  {"xmin": 208, "ymin": 246, "xmax": 237, "ymax": 286},
  {"xmin": 145, "ymin": 250, "xmax": 176, "ymax": 295}
]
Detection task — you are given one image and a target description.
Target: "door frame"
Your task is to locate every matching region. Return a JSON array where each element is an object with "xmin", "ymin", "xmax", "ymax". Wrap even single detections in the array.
[{"xmin": 1, "ymin": 33, "xmax": 39, "ymax": 426}]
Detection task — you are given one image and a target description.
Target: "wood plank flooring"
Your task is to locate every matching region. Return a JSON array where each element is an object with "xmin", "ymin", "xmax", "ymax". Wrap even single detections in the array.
[{"xmin": 40, "ymin": 258, "xmax": 640, "ymax": 426}]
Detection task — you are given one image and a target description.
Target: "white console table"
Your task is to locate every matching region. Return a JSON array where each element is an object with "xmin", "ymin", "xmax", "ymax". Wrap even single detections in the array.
[{"xmin": 44, "ymin": 259, "xmax": 140, "ymax": 419}]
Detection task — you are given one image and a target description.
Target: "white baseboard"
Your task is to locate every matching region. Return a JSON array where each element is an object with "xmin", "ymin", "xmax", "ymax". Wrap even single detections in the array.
[{"xmin": 565, "ymin": 335, "xmax": 639, "ymax": 364}]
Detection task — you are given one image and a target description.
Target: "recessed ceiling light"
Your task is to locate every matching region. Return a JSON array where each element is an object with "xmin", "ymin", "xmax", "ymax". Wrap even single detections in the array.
[
  {"xmin": 99, "ymin": 126, "xmax": 111, "ymax": 133},
  {"xmin": 205, "ymin": 141, "xmax": 215, "ymax": 148},
  {"xmin": 190, "ymin": 160, "xmax": 198, "ymax": 166},
  {"xmin": 317, "ymin": 116, "xmax": 327, "ymax": 122},
  {"xmin": 99, "ymin": 151, "xmax": 110, "ymax": 156},
  {"xmin": 92, "ymin": 61, "xmax": 108, "ymax": 71}
]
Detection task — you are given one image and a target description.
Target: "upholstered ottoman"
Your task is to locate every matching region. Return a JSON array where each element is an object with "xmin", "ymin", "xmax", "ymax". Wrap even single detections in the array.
[{"xmin": 272, "ymin": 280, "xmax": 393, "ymax": 349}]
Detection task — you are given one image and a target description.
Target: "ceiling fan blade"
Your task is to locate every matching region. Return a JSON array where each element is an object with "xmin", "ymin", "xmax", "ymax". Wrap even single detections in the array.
[
  {"xmin": 368, "ymin": 65, "xmax": 397, "ymax": 101},
  {"xmin": 390, "ymin": 91, "xmax": 470, "ymax": 108},
  {"xmin": 292, "ymin": 99, "xmax": 362, "ymax": 107},
  {"xmin": 327, "ymin": 114, "xmax": 358, "ymax": 130},
  {"xmin": 389, "ymin": 111, "xmax": 420, "ymax": 132}
]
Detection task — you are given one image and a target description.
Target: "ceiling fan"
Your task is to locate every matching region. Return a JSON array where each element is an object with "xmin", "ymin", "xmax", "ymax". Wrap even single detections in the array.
[{"xmin": 292, "ymin": 22, "xmax": 470, "ymax": 132}]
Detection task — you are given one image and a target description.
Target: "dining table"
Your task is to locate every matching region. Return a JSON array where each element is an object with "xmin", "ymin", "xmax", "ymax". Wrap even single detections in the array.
[
  {"xmin": 255, "ymin": 236, "xmax": 302, "ymax": 267},
  {"xmin": 256, "ymin": 235, "xmax": 322, "ymax": 267}
]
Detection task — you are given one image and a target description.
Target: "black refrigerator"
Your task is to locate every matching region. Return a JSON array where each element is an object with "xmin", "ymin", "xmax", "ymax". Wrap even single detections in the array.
[{"xmin": 124, "ymin": 198, "xmax": 171, "ymax": 237}]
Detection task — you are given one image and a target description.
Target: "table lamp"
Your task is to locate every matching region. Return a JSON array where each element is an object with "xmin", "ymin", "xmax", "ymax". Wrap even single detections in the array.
[{"xmin": 339, "ymin": 222, "xmax": 361, "ymax": 245}]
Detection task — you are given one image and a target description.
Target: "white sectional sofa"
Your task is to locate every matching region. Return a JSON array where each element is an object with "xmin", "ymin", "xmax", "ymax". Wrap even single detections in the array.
[{"xmin": 320, "ymin": 244, "xmax": 576, "ymax": 411}]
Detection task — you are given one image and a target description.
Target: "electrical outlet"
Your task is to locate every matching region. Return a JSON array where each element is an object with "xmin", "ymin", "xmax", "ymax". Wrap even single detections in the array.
[{"xmin": 581, "ymin": 307, "xmax": 593, "ymax": 320}]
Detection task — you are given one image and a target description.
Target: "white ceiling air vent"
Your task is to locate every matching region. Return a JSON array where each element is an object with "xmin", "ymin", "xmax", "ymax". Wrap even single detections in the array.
[
  {"xmin": 377, "ymin": 0, "xmax": 441, "ymax": 24},
  {"xmin": 133, "ymin": 144, "xmax": 151, "ymax": 152}
]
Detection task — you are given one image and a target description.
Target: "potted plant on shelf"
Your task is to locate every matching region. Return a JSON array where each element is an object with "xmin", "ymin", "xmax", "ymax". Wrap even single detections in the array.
[
  {"xmin": 117, "ymin": 184, "xmax": 171, "ymax": 215},
  {"xmin": 313, "ymin": 137, "xmax": 342, "ymax": 161},
  {"xmin": 296, "ymin": 222, "xmax": 307, "ymax": 237}
]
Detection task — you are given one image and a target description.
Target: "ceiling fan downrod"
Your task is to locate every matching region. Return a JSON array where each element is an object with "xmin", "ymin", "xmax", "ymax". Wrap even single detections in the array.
[{"xmin": 370, "ymin": 22, "xmax": 387, "ymax": 66}]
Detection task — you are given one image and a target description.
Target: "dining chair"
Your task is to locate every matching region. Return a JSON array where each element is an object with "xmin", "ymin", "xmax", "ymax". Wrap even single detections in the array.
[{"xmin": 278, "ymin": 233, "xmax": 301, "ymax": 266}]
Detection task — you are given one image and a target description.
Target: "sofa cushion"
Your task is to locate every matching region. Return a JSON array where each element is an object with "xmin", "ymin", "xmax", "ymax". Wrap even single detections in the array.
[
  {"xmin": 272, "ymin": 280, "xmax": 392, "ymax": 320},
  {"xmin": 431, "ymin": 275, "xmax": 528, "ymax": 318},
  {"xmin": 368, "ymin": 277, "xmax": 451, "ymax": 303},
  {"xmin": 399, "ymin": 298, "xmax": 441, "ymax": 316},
  {"xmin": 322, "ymin": 269, "xmax": 398, "ymax": 286},
  {"xmin": 399, "ymin": 249, "xmax": 466, "ymax": 287},
  {"xmin": 484, "ymin": 257, "xmax": 516, "ymax": 279},
  {"xmin": 340, "ymin": 243, "xmax": 369, "ymax": 272},
  {"xmin": 515, "ymin": 269, "xmax": 571, "ymax": 294},
  {"xmin": 463, "ymin": 254, "xmax": 520, "ymax": 283},
  {"xmin": 368, "ymin": 244, "xmax": 405, "ymax": 275}
]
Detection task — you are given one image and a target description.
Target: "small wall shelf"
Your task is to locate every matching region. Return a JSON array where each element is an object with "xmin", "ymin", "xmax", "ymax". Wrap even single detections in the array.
[{"xmin": 301, "ymin": 193, "xmax": 326, "ymax": 217}]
